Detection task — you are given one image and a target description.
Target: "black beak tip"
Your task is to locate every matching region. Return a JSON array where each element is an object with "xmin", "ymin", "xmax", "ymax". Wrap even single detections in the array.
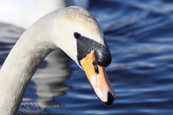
[{"xmin": 104, "ymin": 92, "xmax": 115, "ymax": 105}]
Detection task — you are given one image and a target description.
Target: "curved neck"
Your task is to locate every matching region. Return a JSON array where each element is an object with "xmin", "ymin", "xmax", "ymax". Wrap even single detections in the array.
[{"xmin": 0, "ymin": 18, "xmax": 56, "ymax": 115}]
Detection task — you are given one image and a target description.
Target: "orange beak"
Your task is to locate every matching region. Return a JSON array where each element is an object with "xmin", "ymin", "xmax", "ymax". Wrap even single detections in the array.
[{"xmin": 80, "ymin": 50, "xmax": 115, "ymax": 105}]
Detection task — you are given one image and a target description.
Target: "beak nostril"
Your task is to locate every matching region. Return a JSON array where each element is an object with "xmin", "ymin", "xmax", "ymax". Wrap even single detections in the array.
[
  {"xmin": 92, "ymin": 61, "xmax": 99, "ymax": 74},
  {"xmin": 104, "ymin": 92, "xmax": 114, "ymax": 105}
]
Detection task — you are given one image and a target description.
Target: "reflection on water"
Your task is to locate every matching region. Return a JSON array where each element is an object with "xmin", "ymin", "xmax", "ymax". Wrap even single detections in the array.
[
  {"xmin": 20, "ymin": 49, "xmax": 72, "ymax": 114},
  {"xmin": 34, "ymin": 50, "xmax": 71, "ymax": 107}
]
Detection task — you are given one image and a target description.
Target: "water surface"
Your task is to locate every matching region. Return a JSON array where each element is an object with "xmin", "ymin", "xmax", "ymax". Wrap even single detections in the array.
[{"xmin": 0, "ymin": 0, "xmax": 173, "ymax": 115}]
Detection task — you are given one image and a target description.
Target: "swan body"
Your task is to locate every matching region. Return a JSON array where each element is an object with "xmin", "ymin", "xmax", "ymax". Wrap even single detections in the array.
[
  {"xmin": 0, "ymin": 0, "xmax": 88, "ymax": 28},
  {"xmin": 0, "ymin": 6, "xmax": 115, "ymax": 115}
]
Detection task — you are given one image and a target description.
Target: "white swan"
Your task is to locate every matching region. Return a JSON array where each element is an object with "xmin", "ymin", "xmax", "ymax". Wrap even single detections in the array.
[
  {"xmin": 0, "ymin": 6, "xmax": 115, "ymax": 114},
  {"xmin": 0, "ymin": 0, "xmax": 88, "ymax": 28}
]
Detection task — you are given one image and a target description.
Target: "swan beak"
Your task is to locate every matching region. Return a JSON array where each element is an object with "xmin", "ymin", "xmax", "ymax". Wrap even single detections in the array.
[{"xmin": 80, "ymin": 51, "xmax": 115, "ymax": 105}]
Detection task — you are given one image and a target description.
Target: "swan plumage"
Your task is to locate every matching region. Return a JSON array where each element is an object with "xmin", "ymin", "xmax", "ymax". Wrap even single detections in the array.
[
  {"xmin": 0, "ymin": 0, "xmax": 88, "ymax": 28},
  {"xmin": 0, "ymin": 6, "xmax": 115, "ymax": 114}
]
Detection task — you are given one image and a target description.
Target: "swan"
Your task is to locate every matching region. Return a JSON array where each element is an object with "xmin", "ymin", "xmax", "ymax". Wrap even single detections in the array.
[
  {"xmin": 0, "ymin": 0, "xmax": 88, "ymax": 28},
  {"xmin": 0, "ymin": 6, "xmax": 115, "ymax": 114}
]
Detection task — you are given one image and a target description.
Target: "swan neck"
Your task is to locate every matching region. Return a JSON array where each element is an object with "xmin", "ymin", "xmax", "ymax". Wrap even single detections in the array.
[{"xmin": 0, "ymin": 26, "xmax": 55, "ymax": 114}]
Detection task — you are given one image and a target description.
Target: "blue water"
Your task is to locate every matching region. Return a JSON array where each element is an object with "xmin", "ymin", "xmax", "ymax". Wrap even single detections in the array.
[{"xmin": 0, "ymin": 0, "xmax": 173, "ymax": 115}]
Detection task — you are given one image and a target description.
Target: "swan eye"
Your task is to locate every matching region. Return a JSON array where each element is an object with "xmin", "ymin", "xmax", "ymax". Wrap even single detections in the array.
[{"xmin": 74, "ymin": 32, "xmax": 81, "ymax": 39}]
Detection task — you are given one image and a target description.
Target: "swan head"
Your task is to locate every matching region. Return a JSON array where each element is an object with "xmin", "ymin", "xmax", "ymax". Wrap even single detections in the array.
[{"xmin": 52, "ymin": 6, "xmax": 115, "ymax": 104}]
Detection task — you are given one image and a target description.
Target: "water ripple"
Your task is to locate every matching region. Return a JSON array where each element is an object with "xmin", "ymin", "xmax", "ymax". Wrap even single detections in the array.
[{"xmin": 0, "ymin": 0, "xmax": 172, "ymax": 115}]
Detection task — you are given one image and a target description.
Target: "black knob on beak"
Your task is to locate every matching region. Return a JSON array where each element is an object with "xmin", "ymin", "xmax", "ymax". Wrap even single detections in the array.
[{"xmin": 95, "ymin": 44, "xmax": 112, "ymax": 67}]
